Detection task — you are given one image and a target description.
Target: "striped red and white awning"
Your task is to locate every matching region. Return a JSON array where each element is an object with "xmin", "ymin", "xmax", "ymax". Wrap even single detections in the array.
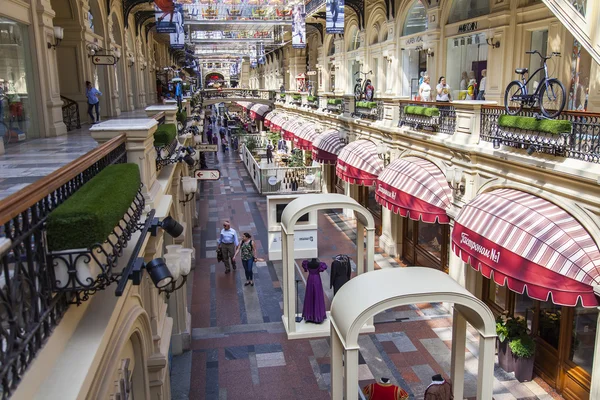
[
  {"xmin": 250, "ymin": 104, "xmax": 270, "ymax": 120},
  {"xmin": 281, "ymin": 119, "xmax": 302, "ymax": 141},
  {"xmin": 264, "ymin": 111, "xmax": 277, "ymax": 127},
  {"xmin": 237, "ymin": 101, "xmax": 253, "ymax": 111},
  {"xmin": 270, "ymin": 114, "xmax": 287, "ymax": 132},
  {"xmin": 312, "ymin": 129, "xmax": 344, "ymax": 164},
  {"xmin": 452, "ymin": 189, "xmax": 600, "ymax": 307},
  {"xmin": 293, "ymin": 124, "xmax": 319, "ymax": 150},
  {"xmin": 336, "ymin": 140, "xmax": 384, "ymax": 186},
  {"xmin": 375, "ymin": 157, "xmax": 452, "ymax": 223}
]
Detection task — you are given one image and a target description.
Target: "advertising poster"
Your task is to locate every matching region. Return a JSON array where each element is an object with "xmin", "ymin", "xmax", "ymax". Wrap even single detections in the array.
[
  {"xmin": 155, "ymin": 4, "xmax": 184, "ymax": 34},
  {"xmin": 326, "ymin": 0, "xmax": 344, "ymax": 34},
  {"xmin": 257, "ymin": 43, "xmax": 266, "ymax": 64},
  {"xmin": 292, "ymin": 4, "xmax": 306, "ymax": 49},
  {"xmin": 170, "ymin": 31, "xmax": 185, "ymax": 49}
]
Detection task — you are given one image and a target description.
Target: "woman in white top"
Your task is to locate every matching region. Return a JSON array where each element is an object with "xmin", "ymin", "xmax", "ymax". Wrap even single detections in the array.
[
  {"xmin": 477, "ymin": 69, "xmax": 487, "ymax": 100},
  {"xmin": 419, "ymin": 76, "xmax": 432, "ymax": 101},
  {"xmin": 436, "ymin": 76, "xmax": 452, "ymax": 102}
]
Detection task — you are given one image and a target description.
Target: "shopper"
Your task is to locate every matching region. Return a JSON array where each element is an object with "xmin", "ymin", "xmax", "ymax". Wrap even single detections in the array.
[
  {"xmin": 217, "ymin": 220, "xmax": 238, "ymax": 274},
  {"xmin": 266, "ymin": 141, "xmax": 274, "ymax": 164},
  {"xmin": 234, "ymin": 232, "xmax": 257, "ymax": 286},
  {"xmin": 477, "ymin": 69, "xmax": 487, "ymax": 100},
  {"xmin": 419, "ymin": 76, "xmax": 432, "ymax": 102},
  {"xmin": 436, "ymin": 77, "xmax": 452, "ymax": 102},
  {"xmin": 85, "ymin": 81, "xmax": 102, "ymax": 124}
]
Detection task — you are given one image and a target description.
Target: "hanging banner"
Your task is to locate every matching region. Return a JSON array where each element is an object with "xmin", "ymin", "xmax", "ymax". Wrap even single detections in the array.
[
  {"xmin": 258, "ymin": 43, "xmax": 266, "ymax": 64},
  {"xmin": 155, "ymin": 4, "xmax": 184, "ymax": 34},
  {"xmin": 292, "ymin": 4, "xmax": 306, "ymax": 48},
  {"xmin": 326, "ymin": 0, "xmax": 344, "ymax": 34},
  {"xmin": 170, "ymin": 31, "xmax": 185, "ymax": 49}
]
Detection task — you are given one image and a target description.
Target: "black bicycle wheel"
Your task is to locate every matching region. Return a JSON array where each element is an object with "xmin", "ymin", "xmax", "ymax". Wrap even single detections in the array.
[
  {"xmin": 539, "ymin": 78, "xmax": 566, "ymax": 119},
  {"xmin": 504, "ymin": 81, "xmax": 524, "ymax": 115},
  {"xmin": 354, "ymin": 84, "xmax": 362, "ymax": 101}
]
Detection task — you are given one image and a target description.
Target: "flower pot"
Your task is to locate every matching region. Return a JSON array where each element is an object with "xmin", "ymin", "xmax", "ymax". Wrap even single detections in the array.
[
  {"xmin": 497, "ymin": 339, "xmax": 514, "ymax": 372},
  {"xmin": 514, "ymin": 356, "xmax": 535, "ymax": 382}
]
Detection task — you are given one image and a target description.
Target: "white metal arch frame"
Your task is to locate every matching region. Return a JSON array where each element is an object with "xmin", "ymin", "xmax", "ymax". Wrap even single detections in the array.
[
  {"xmin": 280, "ymin": 194, "xmax": 376, "ymax": 339},
  {"xmin": 330, "ymin": 267, "xmax": 496, "ymax": 400}
]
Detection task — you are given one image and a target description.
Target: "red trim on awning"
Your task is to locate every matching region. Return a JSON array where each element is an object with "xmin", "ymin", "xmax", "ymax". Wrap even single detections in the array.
[
  {"xmin": 336, "ymin": 159, "xmax": 378, "ymax": 186},
  {"xmin": 375, "ymin": 181, "xmax": 450, "ymax": 223},
  {"xmin": 312, "ymin": 148, "xmax": 338, "ymax": 164}
]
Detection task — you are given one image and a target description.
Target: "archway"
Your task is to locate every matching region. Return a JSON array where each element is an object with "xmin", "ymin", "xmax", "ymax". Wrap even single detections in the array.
[
  {"xmin": 280, "ymin": 193, "xmax": 376, "ymax": 339},
  {"xmin": 126, "ymin": 29, "xmax": 139, "ymax": 109},
  {"xmin": 88, "ymin": 0, "xmax": 110, "ymax": 118},
  {"xmin": 330, "ymin": 267, "xmax": 496, "ymax": 400},
  {"xmin": 111, "ymin": 12, "xmax": 127, "ymax": 112}
]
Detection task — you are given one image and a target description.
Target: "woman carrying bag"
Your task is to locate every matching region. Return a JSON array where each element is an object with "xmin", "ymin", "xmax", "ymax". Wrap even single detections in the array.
[{"xmin": 235, "ymin": 232, "xmax": 258, "ymax": 286}]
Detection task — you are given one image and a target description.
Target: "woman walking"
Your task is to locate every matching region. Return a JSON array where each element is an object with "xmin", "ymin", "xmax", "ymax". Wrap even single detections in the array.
[{"xmin": 235, "ymin": 232, "xmax": 257, "ymax": 286}]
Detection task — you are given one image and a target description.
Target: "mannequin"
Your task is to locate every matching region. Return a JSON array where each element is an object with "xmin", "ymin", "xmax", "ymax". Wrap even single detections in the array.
[
  {"xmin": 330, "ymin": 254, "xmax": 351, "ymax": 295},
  {"xmin": 362, "ymin": 377, "xmax": 409, "ymax": 400},
  {"xmin": 301, "ymin": 258, "xmax": 327, "ymax": 323},
  {"xmin": 424, "ymin": 374, "xmax": 453, "ymax": 400}
]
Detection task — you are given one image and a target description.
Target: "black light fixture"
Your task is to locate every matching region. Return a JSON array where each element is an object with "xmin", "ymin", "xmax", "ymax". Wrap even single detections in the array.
[
  {"xmin": 145, "ymin": 258, "xmax": 173, "ymax": 288},
  {"xmin": 493, "ymin": 138, "xmax": 501, "ymax": 149},
  {"xmin": 526, "ymin": 144, "xmax": 538, "ymax": 155},
  {"xmin": 161, "ymin": 216, "xmax": 184, "ymax": 238},
  {"xmin": 47, "ymin": 26, "xmax": 64, "ymax": 49},
  {"xmin": 486, "ymin": 38, "xmax": 501, "ymax": 49}
]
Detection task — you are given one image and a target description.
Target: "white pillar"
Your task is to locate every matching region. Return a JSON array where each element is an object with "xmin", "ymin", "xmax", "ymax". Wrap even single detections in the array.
[
  {"xmin": 284, "ymin": 230, "xmax": 296, "ymax": 333},
  {"xmin": 356, "ymin": 218, "xmax": 365, "ymax": 275},
  {"xmin": 477, "ymin": 335, "xmax": 496, "ymax": 400},
  {"xmin": 588, "ymin": 306, "xmax": 600, "ymax": 399},
  {"xmin": 365, "ymin": 227, "xmax": 375, "ymax": 273},
  {"xmin": 344, "ymin": 348, "xmax": 360, "ymax": 400},
  {"xmin": 451, "ymin": 309, "xmax": 467, "ymax": 400},
  {"xmin": 330, "ymin": 329, "xmax": 344, "ymax": 400}
]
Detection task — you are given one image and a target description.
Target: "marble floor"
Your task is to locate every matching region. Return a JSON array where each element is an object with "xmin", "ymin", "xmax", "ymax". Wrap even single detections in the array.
[
  {"xmin": 0, "ymin": 109, "xmax": 148, "ymax": 200},
  {"xmin": 170, "ymin": 121, "xmax": 564, "ymax": 400}
]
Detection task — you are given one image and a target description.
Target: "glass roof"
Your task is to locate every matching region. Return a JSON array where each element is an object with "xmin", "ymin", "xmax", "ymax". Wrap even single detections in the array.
[{"xmin": 402, "ymin": 0, "xmax": 427, "ymax": 37}]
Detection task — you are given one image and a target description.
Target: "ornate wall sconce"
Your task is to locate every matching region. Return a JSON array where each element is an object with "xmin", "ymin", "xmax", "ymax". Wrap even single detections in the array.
[
  {"xmin": 179, "ymin": 176, "xmax": 197, "ymax": 205},
  {"xmin": 159, "ymin": 246, "xmax": 194, "ymax": 298},
  {"xmin": 376, "ymin": 142, "xmax": 391, "ymax": 166},
  {"xmin": 486, "ymin": 38, "xmax": 500, "ymax": 49},
  {"xmin": 446, "ymin": 166, "xmax": 465, "ymax": 195},
  {"xmin": 426, "ymin": 48, "xmax": 435, "ymax": 57},
  {"xmin": 113, "ymin": 47, "xmax": 122, "ymax": 61},
  {"xmin": 47, "ymin": 26, "xmax": 64, "ymax": 49},
  {"xmin": 127, "ymin": 54, "xmax": 135, "ymax": 67},
  {"xmin": 86, "ymin": 44, "xmax": 101, "ymax": 57}
]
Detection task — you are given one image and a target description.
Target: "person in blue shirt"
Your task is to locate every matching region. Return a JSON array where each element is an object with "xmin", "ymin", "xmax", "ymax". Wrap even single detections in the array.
[
  {"xmin": 175, "ymin": 81, "xmax": 183, "ymax": 110},
  {"xmin": 85, "ymin": 81, "xmax": 102, "ymax": 124},
  {"xmin": 217, "ymin": 220, "xmax": 239, "ymax": 273}
]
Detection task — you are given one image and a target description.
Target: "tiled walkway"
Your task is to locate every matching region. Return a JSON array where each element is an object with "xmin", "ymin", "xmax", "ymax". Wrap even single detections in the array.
[
  {"xmin": 0, "ymin": 109, "xmax": 147, "ymax": 200},
  {"xmin": 173, "ymin": 120, "xmax": 563, "ymax": 400}
]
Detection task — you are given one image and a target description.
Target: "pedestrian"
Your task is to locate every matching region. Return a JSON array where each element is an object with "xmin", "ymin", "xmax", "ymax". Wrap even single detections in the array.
[
  {"xmin": 212, "ymin": 133, "xmax": 219, "ymax": 156},
  {"xmin": 266, "ymin": 141, "xmax": 274, "ymax": 164},
  {"xmin": 234, "ymin": 233, "xmax": 257, "ymax": 286},
  {"xmin": 85, "ymin": 80, "xmax": 102, "ymax": 124},
  {"xmin": 419, "ymin": 76, "xmax": 432, "ymax": 102},
  {"xmin": 217, "ymin": 220, "xmax": 238, "ymax": 274},
  {"xmin": 436, "ymin": 76, "xmax": 452, "ymax": 102}
]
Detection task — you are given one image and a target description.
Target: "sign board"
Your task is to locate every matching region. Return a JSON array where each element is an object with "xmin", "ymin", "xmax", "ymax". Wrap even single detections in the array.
[
  {"xmin": 196, "ymin": 144, "xmax": 218, "ymax": 152},
  {"xmin": 92, "ymin": 55, "xmax": 116, "ymax": 65},
  {"xmin": 194, "ymin": 169, "xmax": 221, "ymax": 180},
  {"xmin": 306, "ymin": 70, "xmax": 317, "ymax": 76},
  {"xmin": 269, "ymin": 229, "xmax": 318, "ymax": 254}
]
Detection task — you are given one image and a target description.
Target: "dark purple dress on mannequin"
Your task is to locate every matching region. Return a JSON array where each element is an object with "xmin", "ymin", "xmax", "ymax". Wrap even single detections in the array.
[{"xmin": 302, "ymin": 259, "xmax": 327, "ymax": 323}]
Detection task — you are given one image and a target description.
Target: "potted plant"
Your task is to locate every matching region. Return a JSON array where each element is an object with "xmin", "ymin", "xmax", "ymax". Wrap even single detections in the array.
[
  {"xmin": 496, "ymin": 315, "xmax": 527, "ymax": 372},
  {"xmin": 509, "ymin": 335, "xmax": 536, "ymax": 382}
]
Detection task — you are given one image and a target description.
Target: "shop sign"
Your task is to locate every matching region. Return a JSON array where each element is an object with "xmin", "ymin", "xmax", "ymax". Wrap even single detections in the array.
[
  {"xmin": 268, "ymin": 176, "xmax": 279, "ymax": 185},
  {"xmin": 194, "ymin": 169, "xmax": 221, "ymax": 180},
  {"xmin": 404, "ymin": 35, "xmax": 423, "ymax": 46},
  {"xmin": 196, "ymin": 144, "xmax": 218, "ymax": 152},
  {"xmin": 270, "ymin": 229, "xmax": 318, "ymax": 253},
  {"xmin": 459, "ymin": 232, "xmax": 501, "ymax": 263},
  {"xmin": 458, "ymin": 22, "xmax": 477, "ymax": 34},
  {"xmin": 306, "ymin": 71, "xmax": 317, "ymax": 76},
  {"xmin": 92, "ymin": 55, "xmax": 117, "ymax": 65}
]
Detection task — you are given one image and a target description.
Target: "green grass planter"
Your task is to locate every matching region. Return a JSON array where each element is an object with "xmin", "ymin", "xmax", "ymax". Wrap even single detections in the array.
[
  {"xmin": 47, "ymin": 164, "xmax": 141, "ymax": 251},
  {"xmin": 404, "ymin": 105, "xmax": 440, "ymax": 117},
  {"xmin": 154, "ymin": 123, "xmax": 177, "ymax": 146},
  {"xmin": 498, "ymin": 115, "xmax": 571, "ymax": 135},
  {"xmin": 279, "ymin": 93, "xmax": 286, "ymax": 98},
  {"xmin": 292, "ymin": 95, "xmax": 301, "ymax": 100},
  {"xmin": 308, "ymin": 95, "xmax": 316, "ymax": 102},
  {"xmin": 327, "ymin": 99, "xmax": 342, "ymax": 105},
  {"xmin": 176, "ymin": 110, "xmax": 187, "ymax": 125},
  {"xmin": 356, "ymin": 101, "xmax": 378, "ymax": 109}
]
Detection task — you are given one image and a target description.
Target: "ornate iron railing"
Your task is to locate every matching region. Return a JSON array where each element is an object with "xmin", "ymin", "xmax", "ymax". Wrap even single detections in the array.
[
  {"xmin": 200, "ymin": 89, "xmax": 275, "ymax": 102},
  {"xmin": 480, "ymin": 106, "xmax": 600, "ymax": 163},
  {"xmin": 0, "ymin": 134, "xmax": 127, "ymax": 399},
  {"xmin": 60, "ymin": 95, "xmax": 81, "ymax": 131},
  {"xmin": 398, "ymin": 100, "xmax": 456, "ymax": 135},
  {"xmin": 352, "ymin": 98, "xmax": 384, "ymax": 121},
  {"xmin": 305, "ymin": 0, "xmax": 325, "ymax": 15}
]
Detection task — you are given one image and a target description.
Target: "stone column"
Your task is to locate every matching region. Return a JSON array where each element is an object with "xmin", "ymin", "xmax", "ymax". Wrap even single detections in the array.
[
  {"xmin": 145, "ymin": 104, "xmax": 178, "ymax": 124},
  {"xmin": 330, "ymin": 330, "xmax": 344, "ymax": 399},
  {"xmin": 451, "ymin": 309, "xmax": 467, "ymax": 400},
  {"xmin": 344, "ymin": 348, "xmax": 360, "ymax": 400},
  {"xmin": 356, "ymin": 218, "xmax": 364, "ymax": 275},
  {"xmin": 379, "ymin": 207, "xmax": 397, "ymax": 256},
  {"xmin": 282, "ymin": 229, "xmax": 297, "ymax": 334}
]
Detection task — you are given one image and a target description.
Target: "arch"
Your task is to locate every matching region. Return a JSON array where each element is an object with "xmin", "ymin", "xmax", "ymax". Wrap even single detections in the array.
[
  {"xmin": 330, "ymin": 267, "xmax": 496, "ymax": 400},
  {"xmin": 346, "ymin": 23, "xmax": 361, "ymax": 52},
  {"xmin": 88, "ymin": 0, "xmax": 106, "ymax": 37},
  {"xmin": 400, "ymin": 0, "xmax": 428, "ymax": 36},
  {"xmin": 443, "ymin": 0, "xmax": 490, "ymax": 25},
  {"xmin": 280, "ymin": 194, "xmax": 376, "ymax": 339},
  {"xmin": 366, "ymin": 6, "xmax": 387, "ymax": 45},
  {"xmin": 369, "ymin": 23, "xmax": 380, "ymax": 45}
]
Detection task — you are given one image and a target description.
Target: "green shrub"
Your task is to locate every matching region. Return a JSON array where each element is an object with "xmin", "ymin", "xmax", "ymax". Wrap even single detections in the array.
[
  {"xmin": 498, "ymin": 115, "xmax": 572, "ymax": 135},
  {"xmin": 292, "ymin": 95, "xmax": 301, "ymax": 100},
  {"xmin": 176, "ymin": 110, "xmax": 187, "ymax": 125},
  {"xmin": 328, "ymin": 99, "xmax": 342, "ymax": 105},
  {"xmin": 357, "ymin": 101, "xmax": 378, "ymax": 109},
  {"xmin": 496, "ymin": 315, "xmax": 528, "ymax": 343},
  {"xmin": 308, "ymin": 95, "xmax": 316, "ymax": 102},
  {"xmin": 509, "ymin": 336, "xmax": 536, "ymax": 359},
  {"xmin": 47, "ymin": 164, "xmax": 141, "ymax": 251},
  {"xmin": 154, "ymin": 124, "xmax": 177, "ymax": 146},
  {"xmin": 404, "ymin": 105, "xmax": 440, "ymax": 117}
]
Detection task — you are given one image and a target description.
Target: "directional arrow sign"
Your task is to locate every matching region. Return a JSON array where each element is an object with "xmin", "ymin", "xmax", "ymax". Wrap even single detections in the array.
[
  {"xmin": 92, "ymin": 55, "xmax": 117, "ymax": 65},
  {"xmin": 196, "ymin": 144, "xmax": 218, "ymax": 152},
  {"xmin": 195, "ymin": 169, "xmax": 221, "ymax": 180}
]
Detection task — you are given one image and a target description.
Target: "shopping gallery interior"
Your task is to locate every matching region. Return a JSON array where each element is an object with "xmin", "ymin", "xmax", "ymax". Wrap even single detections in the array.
[{"xmin": 1, "ymin": 0, "xmax": 600, "ymax": 399}]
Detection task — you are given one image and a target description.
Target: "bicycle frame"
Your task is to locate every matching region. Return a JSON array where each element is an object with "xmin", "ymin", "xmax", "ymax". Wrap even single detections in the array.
[{"xmin": 517, "ymin": 64, "xmax": 549, "ymax": 97}]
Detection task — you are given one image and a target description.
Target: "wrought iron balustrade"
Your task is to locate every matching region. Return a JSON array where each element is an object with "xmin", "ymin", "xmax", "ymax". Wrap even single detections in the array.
[
  {"xmin": 480, "ymin": 106, "xmax": 600, "ymax": 163},
  {"xmin": 200, "ymin": 89, "xmax": 274, "ymax": 101},
  {"xmin": 0, "ymin": 134, "xmax": 127, "ymax": 399},
  {"xmin": 398, "ymin": 100, "xmax": 456, "ymax": 135},
  {"xmin": 60, "ymin": 95, "xmax": 81, "ymax": 131},
  {"xmin": 305, "ymin": 0, "xmax": 325, "ymax": 15}
]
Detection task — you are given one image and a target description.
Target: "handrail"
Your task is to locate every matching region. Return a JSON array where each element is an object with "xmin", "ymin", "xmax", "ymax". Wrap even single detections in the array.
[
  {"xmin": 60, "ymin": 95, "xmax": 81, "ymax": 131},
  {"xmin": 0, "ymin": 134, "xmax": 126, "ymax": 224}
]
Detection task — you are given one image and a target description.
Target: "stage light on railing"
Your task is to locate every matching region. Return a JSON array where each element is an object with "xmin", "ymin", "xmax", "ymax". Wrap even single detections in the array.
[
  {"xmin": 146, "ymin": 258, "xmax": 173, "ymax": 288},
  {"xmin": 493, "ymin": 138, "xmax": 501, "ymax": 149},
  {"xmin": 526, "ymin": 144, "xmax": 538, "ymax": 155},
  {"xmin": 160, "ymin": 216, "xmax": 184, "ymax": 238}
]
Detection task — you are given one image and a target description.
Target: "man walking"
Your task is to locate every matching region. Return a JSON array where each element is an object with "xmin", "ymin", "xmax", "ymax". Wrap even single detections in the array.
[
  {"xmin": 217, "ymin": 220, "xmax": 238, "ymax": 273},
  {"xmin": 85, "ymin": 81, "xmax": 102, "ymax": 124}
]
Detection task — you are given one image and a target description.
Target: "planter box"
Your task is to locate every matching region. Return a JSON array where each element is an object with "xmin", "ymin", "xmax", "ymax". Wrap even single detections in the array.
[
  {"xmin": 497, "ymin": 339, "xmax": 514, "ymax": 373},
  {"xmin": 514, "ymin": 356, "xmax": 535, "ymax": 382},
  {"xmin": 401, "ymin": 114, "xmax": 440, "ymax": 132},
  {"xmin": 496, "ymin": 127, "xmax": 570, "ymax": 156}
]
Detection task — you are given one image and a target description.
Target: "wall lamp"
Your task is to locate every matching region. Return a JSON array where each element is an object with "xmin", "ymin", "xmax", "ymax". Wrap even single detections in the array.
[
  {"xmin": 376, "ymin": 142, "xmax": 391, "ymax": 166},
  {"xmin": 486, "ymin": 38, "xmax": 500, "ymax": 49},
  {"xmin": 113, "ymin": 47, "xmax": 122, "ymax": 61},
  {"xmin": 338, "ymin": 130, "xmax": 348, "ymax": 145},
  {"xmin": 526, "ymin": 144, "xmax": 538, "ymax": 155},
  {"xmin": 47, "ymin": 26, "xmax": 64, "ymax": 49},
  {"xmin": 446, "ymin": 166, "xmax": 465, "ymax": 195},
  {"xmin": 87, "ymin": 44, "xmax": 101, "ymax": 57},
  {"xmin": 426, "ymin": 48, "xmax": 434, "ymax": 57},
  {"xmin": 180, "ymin": 176, "xmax": 197, "ymax": 205}
]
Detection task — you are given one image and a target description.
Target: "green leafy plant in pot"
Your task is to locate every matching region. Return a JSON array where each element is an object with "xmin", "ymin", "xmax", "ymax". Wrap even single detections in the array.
[
  {"xmin": 496, "ymin": 314, "xmax": 527, "ymax": 373},
  {"xmin": 509, "ymin": 335, "xmax": 536, "ymax": 382}
]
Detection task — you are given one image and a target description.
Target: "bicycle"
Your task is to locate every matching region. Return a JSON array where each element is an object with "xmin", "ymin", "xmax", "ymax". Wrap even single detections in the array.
[
  {"xmin": 504, "ymin": 50, "xmax": 566, "ymax": 118},
  {"xmin": 354, "ymin": 70, "xmax": 374, "ymax": 101}
]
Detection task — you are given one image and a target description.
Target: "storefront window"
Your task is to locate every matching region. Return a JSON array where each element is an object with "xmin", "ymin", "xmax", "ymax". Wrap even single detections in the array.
[
  {"xmin": 401, "ymin": 49, "xmax": 427, "ymax": 98},
  {"xmin": 0, "ymin": 17, "xmax": 39, "ymax": 146},
  {"xmin": 538, "ymin": 302, "xmax": 562, "ymax": 349},
  {"xmin": 514, "ymin": 293, "xmax": 535, "ymax": 332},
  {"xmin": 445, "ymin": 33, "xmax": 487, "ymax": 100},
  {"xmin": 567, "ymin": 39, "xmax": 591, "ymax": 111},
  {"xmin": 527, "ymin": 30, "xmax": 548, "ymax": 93},
  {"xmin": 570, "ymin": 306, "xmax": 597, "ymax": 373},
  {"xmin": 447, "ymin": 0, "xmax": 489, "ymax": 24},
  {"xmin": 406, "ymin": 219, "xmax": 415, "ymax": 241},
  {"xmin": 417, "ymin": 221, "xmax": 442, "ymax": 261},
  {"xmin": 486, "ymin": 280, "xmax": 507, "ymax": 310},
  {"xmin": 402, "ymin": 0, "xmax": 427, "ymax": 36}
]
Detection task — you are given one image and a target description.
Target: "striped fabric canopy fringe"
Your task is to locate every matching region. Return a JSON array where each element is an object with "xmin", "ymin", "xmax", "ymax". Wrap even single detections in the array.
[
  {"xmin": 293, "ymin": 123, "xmax": 319, "ymax": 150},
  {"xmin": 264, "ymin": 111, "xmax": 277, "ymax": 127},
  {"xmin": 375, "ymin": 157, "xmax": 452, "ymax": 224},
  {"xmin": 312, "ymin": 129, "xmax": 344, "ymax": 164},
  {"xmin": 250, "ymin": 104, "xmax": 270, "ymax": 120},
  {"xmin": 452, "ymin": 188, "xmax": 600, "ymax": 307},
  {"xmin": 336, "ymin": 140, "xmax": 384, "ymax": 186},
  {"xmin": 281, "ymin": 119, "xmax": 302, "ymax": 141},
  {"xmin": 270, "ymin": 114, "xmax": 287, "ymax": 132}
]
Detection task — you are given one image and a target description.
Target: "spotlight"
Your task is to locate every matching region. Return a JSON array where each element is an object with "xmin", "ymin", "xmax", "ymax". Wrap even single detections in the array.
[
  {"xmin": 183, "ymin": 154, "xmax": 195, "ymax": 166},
  {"xmin": 493, "ymin": 138, "xmax": 501, "ymax": 149},
  {"xmin": 145, "ymin": 258, "xmax": 173, "ymax": 288},
  {"xmin": 185, "ymin": 146, "xmax": 195, "ymax": 155},
  {"xmin": 526, "ymin": 144, "xmax": 538, "ymax": 155},
  {"xmin": 161, "ymin": 216, "xmax": 184, "ymax": 238}
]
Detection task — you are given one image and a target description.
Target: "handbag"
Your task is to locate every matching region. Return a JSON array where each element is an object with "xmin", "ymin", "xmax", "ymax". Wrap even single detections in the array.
[{"xmin": 216, "ymin": 247, "xmax": 223, "ymax": 263}]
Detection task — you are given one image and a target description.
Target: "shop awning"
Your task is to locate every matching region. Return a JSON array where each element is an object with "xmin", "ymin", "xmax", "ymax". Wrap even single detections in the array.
[
  {"xmin": 293, "ymin": 124, "xmax": 319, "ymax": 150},
  {"xmin": 336, "ymin": 140, "xmax": 384, "ymax": 186},
  {"xmin": 237, "ymin": 101, "xmax": 253, "ymax": 111},
  {"xmin": 281, "ymin": 119, "xmax": 302, "ymax": 141},
  {"xmin": 452, "ymin": 189, "xmax": 600, "ymax": 307},
  {"xmin": 270, "ymin": 114, "xmax": 287, "ymax": 132},
  {"xmin": 249, "ymin": 104, "xmax": 270, "ymax": 120},
  {"xmin": 375, "ymin": 157, "xmax": 452, "ymax": 223},
  {"xmin": 264, "ymin": 111, "xmax": 277, "ymax": 127},
  {"xmin": 312, "ymin": 129, "xmax": 344, "ymax": 164}
]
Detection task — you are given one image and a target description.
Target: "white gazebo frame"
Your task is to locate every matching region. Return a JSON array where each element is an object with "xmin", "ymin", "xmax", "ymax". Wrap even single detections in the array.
[
  {"xmin": 330, "ymin": 267, "xmax": 497, "ymax": 400},
  {"xmin": 280, "ymin": 194, "xmax": 376, "ymax": 339}
]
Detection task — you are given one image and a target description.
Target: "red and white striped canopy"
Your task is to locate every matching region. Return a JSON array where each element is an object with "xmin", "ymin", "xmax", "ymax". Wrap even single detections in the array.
[
  {"xmin": 375, "ymin": 157, "xmax": 452, "ymax": 223},
  {"xmin": 336, "ymin": 140, "xmax": 384, "ymax": 186},
  {"xmin": 281, "ymin": 119, "xmax": 302, "ymax": 141},
  {"xmin": 250, "ymin": 104, "xmax": 270, "ymax": 120},
  {"xmin": 293, "ymin": 124, "xmax": 319, "ymax": 150},
  {"xmin": 452, "ymin": 188, "xmax": 600, "ymax": 307},
  {"xmin": 264, "ymin": 111, "xmax": 277, "ymax": 127},
  {"xmin": 237, "ymin": 101, "xmax": 253, "ymax": 111},
  {"xmin": 270, "ymin": 114, "xmax": 287, "ymax": 132},
  {"xmin": 312, "ymin": 129, "xmax": 344, "ymax": 164}
]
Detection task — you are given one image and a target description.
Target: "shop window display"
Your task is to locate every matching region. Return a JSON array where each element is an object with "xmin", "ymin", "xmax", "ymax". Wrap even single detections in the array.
[
  {"xmin": 402, "ymin": 219, "xmax": 448, "ymax": 272},
  {"xmin": 538, "ymin": 301, "xmax": 562, "ymax": 349},
  {"xmin": 570, "ymin": 306, "xmax": 597, "ymax": 374},
  {"xmin": 445, "ymin": 33, "xmax": 487, "ymax": 100},
  {"xmin": 486, "ymin": 280, "xmax": 507, "ymax": 310},
  {"xmin": 446, "ymin": 0, "xmax": 489, "ymax": 24},
  {"xmin": 402, "ymin": 0, "xmax": 427, "ymax": 36},
  {"xmin": 567, "ymin": 39, "xmax": 591, "ymax": 111},
  {"xmin": 527, "ymin": 30, "xmax": 549, "ymax": 93}
]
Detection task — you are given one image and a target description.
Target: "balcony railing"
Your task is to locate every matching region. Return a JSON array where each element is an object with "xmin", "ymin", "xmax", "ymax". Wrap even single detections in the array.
[
  {"xmin": 60, "ymin": 95, "xmax": 81, "ymax": 132},
  {"xmin": 352, "ymin": 99, "xmax": 384, "ymax": 121},
  {"xmin": 398, "ymin": 100, "xmax": 456, "ymax": 135},
  {"xmin": 200, "ymin": 89, "xmax": 275, "ymax": 102},
  {"xmin": 481, "ymin": 106, "xmax": 600, "ymax": 163},
  {"xmin": 0, "ymin": 134, "xmax": 127, "ymax": 399}
]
